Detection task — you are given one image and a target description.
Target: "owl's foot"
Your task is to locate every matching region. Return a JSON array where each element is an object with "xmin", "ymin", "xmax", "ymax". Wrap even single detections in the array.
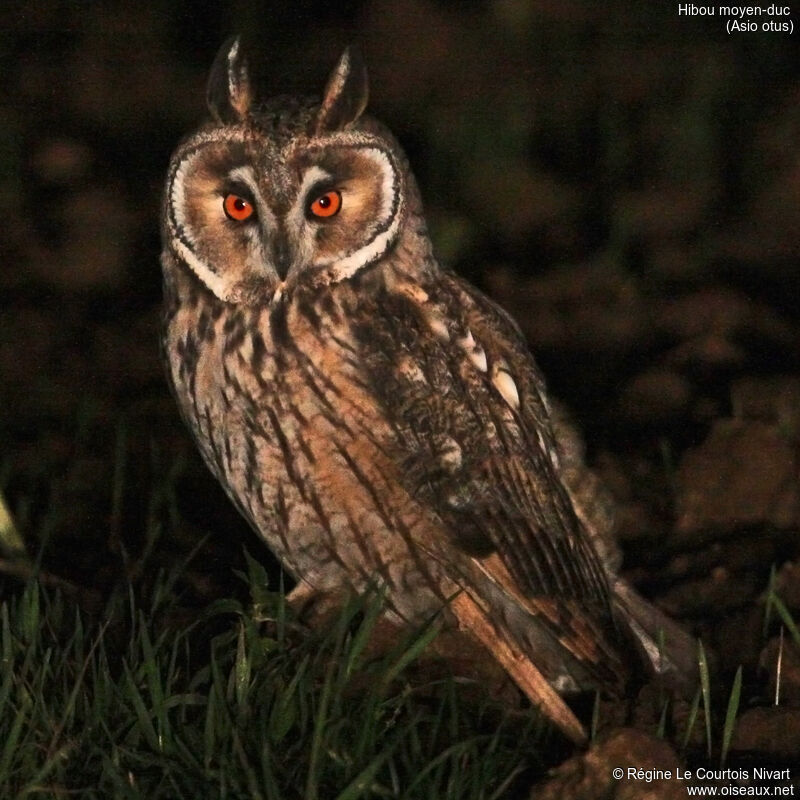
[{"xmin": 285, "ymin": 580, "xmax": 354, "ymax": 629}]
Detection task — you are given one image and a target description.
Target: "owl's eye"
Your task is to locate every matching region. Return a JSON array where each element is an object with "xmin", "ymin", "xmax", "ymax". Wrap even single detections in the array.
[
  {"xmin": 308, "ymin": 190, "xmax": 342, "ymax": 219},
  {"xmin": 223, "ymin": 193, "xmax": 255, "ymax": 222}
]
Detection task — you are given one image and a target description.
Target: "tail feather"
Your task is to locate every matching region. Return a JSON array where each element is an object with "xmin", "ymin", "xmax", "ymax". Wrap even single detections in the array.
[
  {"xmin": 451, "ymin": 557, "xmax": 697, "ymax": 742},
  {"xmin": 421, "ymin": 537, "xmax": 697, "ymax": 743},
  {"xmin": 449, "ymin": 589, "xmax": 588, "ymax": 744},
  {"xmin": 467, "ymin": 553, "xmax": 627, "ymax": 692},
  {"xmin": 610, "ymin": 577, "xmax": 699, "ymax": 695}
]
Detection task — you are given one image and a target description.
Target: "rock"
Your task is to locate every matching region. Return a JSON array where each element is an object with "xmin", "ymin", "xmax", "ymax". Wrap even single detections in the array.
[
  {"xmin": 463, "ymin": 160, "xmax": 581, "ymax": 246},
  {"xmin": 616, "ymin": 370, "xmax": 692, "ymax": 423},
  {"xmin": 673, "ymin": 420, "xmax": 800, "ymax": 544},
  {"xmin": 31, "ymin": 137, "xmax": 94, "ymax": 184},
  {"xmin": 658, "ymin": 288, "xmax": 798, "ymax": 374},
  {"xmin": 531, "ymin": 728, "xmax": 686, "ymax": 800},
  {"xmin": 713, "ymin": 157, "xmax": 800, "ymax": 263},
  {"xmin": 658, "ymin": 288, "xmax": 752, "ymax": 342},
  {"xmin": 29, "ymin": 184, "xmax": 135, "ymax": 290},
  {"xmin": 662, "ymin": 543, "xmax": 726, "ymax": 581},
  {"xmin": 487, "ymin": 260, "xmax": 648, "ymax": 354},
  {"xmin": 615, "ymin": 501, "xmax": 667, "ymax": 544},
  {"xmin": 657, "ymin": 568, "xmax": 757, "ymax": 617},
  {"xmin": 730, "ymin": 707, "xmax": 800, "ymax": 759},
  {"xmin": 731, "ymin": 377, "xmax": 800, "ymax": 439},
  {"xmin": 658, "ymin": 288, "xmax": 795, "ymax": 349},
  {"xmin": 658, "ymin": 534, "xmax": 776, "ymax": 585},
  {"xmin": 612, "ymin": 180, "xmax": 715, "ymax": 241},
  {"xmin": 666, "ymin": 334, "xmax": 746, "ymax": 372},
  {"xmin": 649, "ymin": 536, "xmax": 779, "ymax": 627},
  {"xmin": 710, "ymin": 87, "xmax": 800, "ymax": 265},
  {"xmin": 592, "ymin": 454, "xmax": 672, "ymax": 546}
]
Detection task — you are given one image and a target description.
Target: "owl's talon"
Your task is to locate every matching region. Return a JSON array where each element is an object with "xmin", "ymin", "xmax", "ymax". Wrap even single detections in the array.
[{"xmin": 286, "ymin": 582, "xmax": 353, "ymax": 630}]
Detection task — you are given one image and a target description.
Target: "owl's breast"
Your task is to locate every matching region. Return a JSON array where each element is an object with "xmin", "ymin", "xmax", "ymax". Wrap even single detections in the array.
[{"xmin": 163, "ymin": 288, "xmax": 450, "ymax": 617}]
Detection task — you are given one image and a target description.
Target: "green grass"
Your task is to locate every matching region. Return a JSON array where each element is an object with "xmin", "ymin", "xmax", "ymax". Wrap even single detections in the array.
[
  {"xmin": 676, "ymin": 569, "xmax": 800, "ymax": 767},
  {"xmin": 5, "ymin": 408, "xmax": 796, "ymax": 796},
  {"xmin": 0, "ymin": 561, "xmax": 548, "ymax": 799},
  {"xmin": 720, "ymin": 666, "xmax": 742, "ymax": 768},
  {"xmin": 0, "ymin": 414, "xmax": 550, "ymax": 798}
]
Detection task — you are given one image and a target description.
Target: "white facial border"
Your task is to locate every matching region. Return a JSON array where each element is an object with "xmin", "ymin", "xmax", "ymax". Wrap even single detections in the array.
[
  {"xmin": 305, "ymin": 142, "xmax": 404, "ymax": 285},
  {"xmin": 167, "ymin": 130, "xmax": 270, "ymax": 303}
]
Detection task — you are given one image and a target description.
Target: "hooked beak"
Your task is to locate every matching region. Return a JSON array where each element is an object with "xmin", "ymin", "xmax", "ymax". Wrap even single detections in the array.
[{"xmin": 272, "ymin": 235, "xmax": 292, "ymax": 281}]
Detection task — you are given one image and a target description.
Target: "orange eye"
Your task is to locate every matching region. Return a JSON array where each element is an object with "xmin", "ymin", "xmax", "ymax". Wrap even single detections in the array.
[
  {"xmin": 223, "ymin": 193, "xmax": 255, "ymax": 222},
  {"xmin": 309, "ymin": 190, "xmax": 341, "ymax": 218}
]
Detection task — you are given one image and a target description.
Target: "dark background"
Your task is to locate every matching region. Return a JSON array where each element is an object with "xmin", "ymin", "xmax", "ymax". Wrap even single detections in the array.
[{"xmin": 1, "ymin": 2, "xmax": 799, "ymax": 744}]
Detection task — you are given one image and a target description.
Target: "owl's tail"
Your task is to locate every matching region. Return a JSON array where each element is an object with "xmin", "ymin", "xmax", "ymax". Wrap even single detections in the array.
[
  {"xmin": 610, "ymin": 577, "xmax": 699, "ymax": 696},
  {"xmin": 451, "ymin": 553, "xmax": 625, "ymax": 744},
  {"xmin": 449, "ymin": 589, "xmax": 589, "ymax": 744},
  {"xmin": 451, "ymin": 558, "xmax": 698, "ymax": 744}
]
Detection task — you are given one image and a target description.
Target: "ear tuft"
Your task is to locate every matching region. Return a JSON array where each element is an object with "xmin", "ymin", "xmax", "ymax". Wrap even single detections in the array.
[
  {"xmin": 313, "ymin": 47, "xmax": 369, "ymax": 135},
  {"xmin": 207, "ymin": 36, "xmax": 253, "ymax": 122}
]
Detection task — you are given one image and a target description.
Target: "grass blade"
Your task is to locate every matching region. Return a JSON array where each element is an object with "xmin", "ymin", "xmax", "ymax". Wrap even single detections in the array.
[
  {"xmin": 720, "ymin": 666, "xmax": 742, "ymax": 767},
  {"xmin": 698, "ymin": 640, "xmax": 712, "ymax": 759},
  {"xmin": 775, "ymin": 627, "xmax": 784, "ymax": 706},
  {"xmin": 763, "ymin": 564, "xmax": 778, "ymax": 637},
  {"xmin": 681, "ymin": 687, "xmax": 701, "ymax": 751},
  {"xmin": 656, "ymin": 698, "xmax": 669, "ymax": 739},
  {"xmin": 379, "ymin": 618, "xmax": 440, "ymax": 691},
  {"xmin": 333, "ymin": 748, "xmax": 395, "ymax": 800},
  {"xmin": 0, "ymin": 491, "xmax": 25, "ymax": 555},
  {"xmin": 769, "ymin": 595, "xmax": 800, "ymax": 648}
]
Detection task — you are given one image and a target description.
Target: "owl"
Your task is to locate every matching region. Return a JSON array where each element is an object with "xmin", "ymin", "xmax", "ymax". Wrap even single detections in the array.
[{"xmin": 161, "ymin": 39, "xmax": 695, "ymax": 742}]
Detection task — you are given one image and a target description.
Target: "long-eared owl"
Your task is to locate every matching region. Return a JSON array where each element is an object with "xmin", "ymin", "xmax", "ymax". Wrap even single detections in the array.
[{"xmin": 161, "ymin": 39, "xmax": 695, "ymax": 741}]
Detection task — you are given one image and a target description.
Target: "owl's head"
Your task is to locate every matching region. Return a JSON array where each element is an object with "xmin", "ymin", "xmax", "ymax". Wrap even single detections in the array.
[{"xmin": 163, "ymin": 39, "xmax": 418, "ymax": 305}]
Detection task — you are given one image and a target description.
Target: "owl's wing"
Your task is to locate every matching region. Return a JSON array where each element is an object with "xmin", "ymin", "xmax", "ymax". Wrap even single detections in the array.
[{"xmin": 351, "ymin": 268, "xmax": 625, "ymax": 691}]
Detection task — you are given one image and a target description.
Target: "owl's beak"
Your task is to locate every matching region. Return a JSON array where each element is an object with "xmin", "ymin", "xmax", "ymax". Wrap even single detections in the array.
[{"xmin": 272, "ymin": 236, "xmax": 292, "ymax": 281}]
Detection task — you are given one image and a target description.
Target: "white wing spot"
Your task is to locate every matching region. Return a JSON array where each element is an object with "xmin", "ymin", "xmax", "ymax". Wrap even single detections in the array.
[
  {"xmin": 427, "ymin": 313, "xmax": 450, "ymax": 341},
  {"xmin": 396, "ymin": 355, "xmax": 426, "ymax": 384},
  {"xmin": 457, "ymin": 330, "xmax": 488, "ymax": 372},
  {"xmin": 399, "ymin": 283, "xmax": 429, "ymax": 303},
  {"xmin": 492, "ymin": 360, "xmax": 521, "ymax": 411},
  {"xmin": 469, "ymin": 344, "xmax": 488, "ymax": 373}
]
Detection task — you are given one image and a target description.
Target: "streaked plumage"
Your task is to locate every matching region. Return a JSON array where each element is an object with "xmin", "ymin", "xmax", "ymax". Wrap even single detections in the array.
[{"xmin": 161, "ymin": 39, "xmax": 695, "ymax": 742}]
